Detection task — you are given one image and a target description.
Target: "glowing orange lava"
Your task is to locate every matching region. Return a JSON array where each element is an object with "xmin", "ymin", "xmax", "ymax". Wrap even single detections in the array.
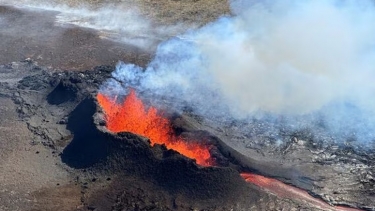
[{"xmin": 97, "ymin": 89, "xmax": 212, "ymax": 166}]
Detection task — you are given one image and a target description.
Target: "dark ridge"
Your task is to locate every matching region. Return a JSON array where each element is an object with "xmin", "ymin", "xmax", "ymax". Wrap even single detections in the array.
[
  {"xmin": 82, "ymin": 129, "xmax": 258, "ymax": 210},
  {"xmin": 154, "ymin": 156, "xmax": 244, "ymax": 200},
  {"xmin": 88, "ymin": 129, "xmax": 248, "ymax": 201}
]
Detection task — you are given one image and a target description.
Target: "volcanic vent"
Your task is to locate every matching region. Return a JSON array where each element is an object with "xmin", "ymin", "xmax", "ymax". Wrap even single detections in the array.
[{"xmin": 97, "ymin": 89, "xmax": 212, "ymax": 166}]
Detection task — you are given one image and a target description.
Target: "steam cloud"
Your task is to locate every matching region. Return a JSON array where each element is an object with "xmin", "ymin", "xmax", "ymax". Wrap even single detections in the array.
[{"xmin": 101, "ymin": 0, "xmax": 375, "ymax": 145}]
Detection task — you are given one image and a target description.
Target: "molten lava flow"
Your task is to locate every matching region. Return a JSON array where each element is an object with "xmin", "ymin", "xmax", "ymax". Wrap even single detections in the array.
[
  {"xmin": 241, "ymin": 173, "xmax": 362, "ymax": 211},
  {"xmin": 97, "ymin": 89, "xmax": 212, "ymax": 166}
]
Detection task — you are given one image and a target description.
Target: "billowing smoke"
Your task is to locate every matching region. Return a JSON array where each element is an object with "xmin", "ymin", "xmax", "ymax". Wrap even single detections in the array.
[{"xmin": 102, "ymin": 0, "xmax": 375, "ymax": 145}]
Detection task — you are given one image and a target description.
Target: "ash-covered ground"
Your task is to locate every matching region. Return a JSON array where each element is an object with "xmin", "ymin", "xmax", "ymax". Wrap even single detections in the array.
[{"xmin": 0, "ymin": 1, "xmax": 375, "ymax": 211}]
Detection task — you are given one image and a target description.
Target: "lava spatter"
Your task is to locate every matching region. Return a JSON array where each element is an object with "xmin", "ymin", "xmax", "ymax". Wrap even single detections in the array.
[{"xmin": 97, "ymin": 89, "xmax": 212, "ymax": 166}]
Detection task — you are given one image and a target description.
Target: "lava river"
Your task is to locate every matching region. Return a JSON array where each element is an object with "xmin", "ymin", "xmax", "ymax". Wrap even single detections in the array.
[{"xmin": 97, "ymin": 89, "xmax": 362, "ymax": 211}]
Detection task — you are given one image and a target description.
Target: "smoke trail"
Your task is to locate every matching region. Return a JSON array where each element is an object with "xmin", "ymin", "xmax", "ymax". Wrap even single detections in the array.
[
  {"xmin": 52, "ymin": 5, "xmax": 189, "ymax": 49},
  {"xmin": 104, "ymin": 0, "xmax": 375, "ymax": 144},
  {"xmin": 0, "ymin": 0, "xmax": 190, "ymax": 49}
]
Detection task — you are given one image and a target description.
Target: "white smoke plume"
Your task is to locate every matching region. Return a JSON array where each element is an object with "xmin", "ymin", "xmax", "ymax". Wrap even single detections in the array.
[{"xmin": 103, "ymin": 0, "xmax": 375, "ymax": 145}]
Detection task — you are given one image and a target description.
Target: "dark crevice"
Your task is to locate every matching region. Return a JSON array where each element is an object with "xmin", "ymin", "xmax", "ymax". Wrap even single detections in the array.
[
  {"xmin": 47, "ymin": 80, "xmax": 77, "ymax": 105},
  {"xmin": 61, "ymin": 97, "xmax": 109, "ymax": 168}
]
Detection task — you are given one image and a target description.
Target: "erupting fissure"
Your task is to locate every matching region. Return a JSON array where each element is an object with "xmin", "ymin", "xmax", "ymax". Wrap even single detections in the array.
[
  {"xmin": 97, "ymin": 89, "xmax": 212, "ymax": 166},
  {"xmin": 96, "ymin": 89, "xmax": 362, "ymax": 210}
]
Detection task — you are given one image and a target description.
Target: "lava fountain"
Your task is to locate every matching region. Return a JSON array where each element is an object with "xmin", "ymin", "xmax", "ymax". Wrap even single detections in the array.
[{"xmin": 97, "ymin": 89, "xmax": 212, "ymax": 166}]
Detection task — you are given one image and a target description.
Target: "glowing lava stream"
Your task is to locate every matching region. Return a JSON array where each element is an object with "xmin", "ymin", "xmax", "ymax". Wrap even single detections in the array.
[
  {"xmin": 97, "ymin": 89, "xmax": 362, "ymax": 210},
  {"xmin": 241, "ymin": 173, "xmax": 362, "ymax": 211},
  {"xmin": 97, "ymin": 89, "xmax": 212, "ymax": 166}
]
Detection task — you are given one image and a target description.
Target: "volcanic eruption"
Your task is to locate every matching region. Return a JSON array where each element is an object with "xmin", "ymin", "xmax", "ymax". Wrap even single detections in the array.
[
  {"xmin": 96, "ymin": 88, "xmax": 364, "ymax": 211},
  {"xmin": 93, "ymin": 0, "xmax": 375, "ymax": 210},
  {"xmin": 1, "ymin": 0, "xmax": 374, "ymax": 210},
  {"xmin": 56, "ymin": 0, "xmax": 375, "ymax": 210},
  {"xmin": 97, "ymin": 89, "xmax": 213, "ymax": 166}
]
